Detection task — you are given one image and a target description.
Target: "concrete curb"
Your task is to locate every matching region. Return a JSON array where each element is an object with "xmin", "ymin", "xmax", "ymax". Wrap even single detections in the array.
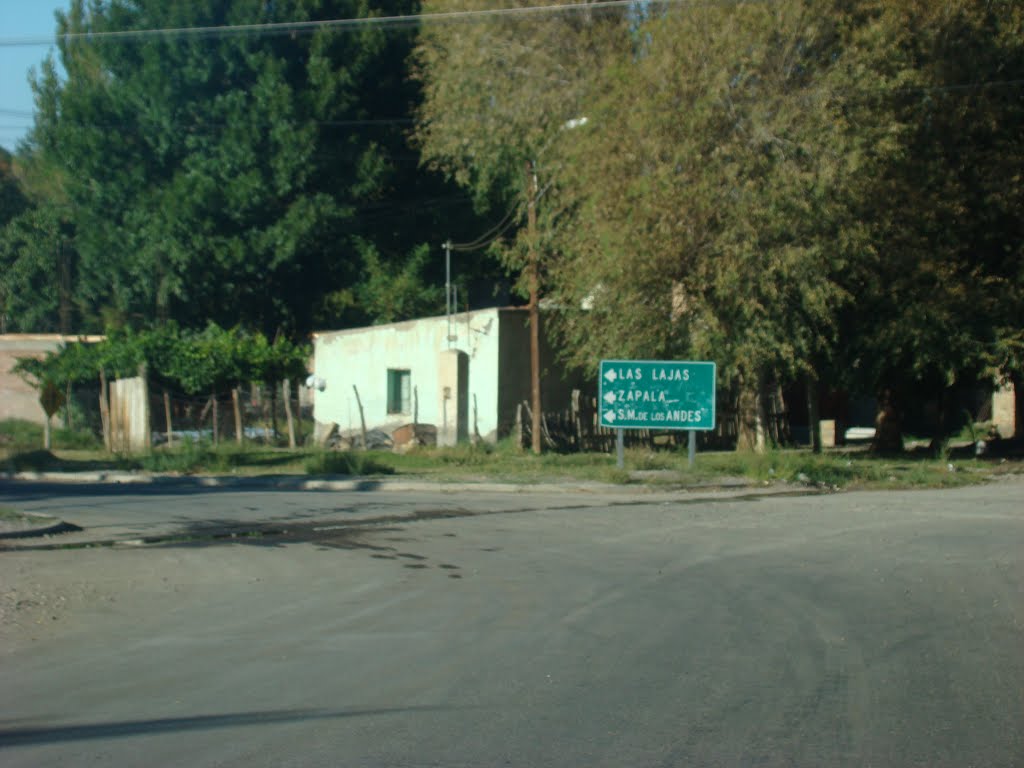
[
  {"xmin": 0, "ymin": 470, "xmax": 757, "ymax": 496},
  {"xmin": 0, "ymin": 511, "xmax": 83, "ymax": 540}
]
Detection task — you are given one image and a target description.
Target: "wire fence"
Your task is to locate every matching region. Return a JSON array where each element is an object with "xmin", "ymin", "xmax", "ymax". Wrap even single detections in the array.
[
  {"xmin": 60, "ymin": 379, "xmax": 313, "ymax": 450},
  {"xmin": 514, "ymin": 389, "xmax": 795, "ymax": 453}
]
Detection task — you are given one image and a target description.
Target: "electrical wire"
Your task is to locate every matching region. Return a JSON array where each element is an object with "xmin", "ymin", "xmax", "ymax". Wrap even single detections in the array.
[
  {"xmin": 449, "ymin": 203, "xmax": 521, "ymax": 250},
  {"xmin": 0, "ymin": 0, "xmax": 668, "ymax": 47}
]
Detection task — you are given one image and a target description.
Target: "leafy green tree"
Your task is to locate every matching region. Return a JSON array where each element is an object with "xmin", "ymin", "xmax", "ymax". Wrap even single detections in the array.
[
  {"xmin": 358, "ymin": 242, "xmax": 445, "ymax": 323},
  {"xmin": 0, "ymin": 149, "xmax": 27, "ymax": 228},
  {"xmin": 545, "ymin": 1, "xmax": 860, "ymax": 451},
  {"xmin": 413, "ymin": 0, "xmax": 632, "ymax": 284},
  {"xmin": 0, "ymin": 203, "xmax": 77, "ymax": 333},
  {"xmin": 827, "ymin": 0, "xmax": 1024, "ymax": 448},
  {"xmin": 24, "ymin": 0, "xmax": 493, "ymax": 335}
]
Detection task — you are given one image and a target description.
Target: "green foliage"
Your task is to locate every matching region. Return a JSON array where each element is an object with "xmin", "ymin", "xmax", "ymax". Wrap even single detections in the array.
[
  {"xmin": 414, "ymin": 0, "xmax": 1023, "ymax": 451},
  {"xmin": 0, "ymin": 202, "xmax": 76, "ymax": 333},
  {"xmin": 304, "ymin": 450, "xmax": 396, "ymax": 476},
  {"xmin": 829, "ymin": 0, "xmax": 1024, "ymax": 400},
  {"xmin": 413, "ymin": 0, "xmax": 633, "ymax": 281},
  {"xmin": 0, "ymin": 149, "xmax": 28, "ymax": 228},
  {"xmin": 138, "ymin": 440, "xmax": 253, "ymax": 475},
  {"xmin": 18, "ymin": 0, "xmax": 497, "ymax": 334},
  {"xmin": 0, "ymin": 419, "xmax": 100, "ymax": 452},
  {"xmin": 549, "ymin": 2, "xmax": 855, "ymax": 379},
  {"xmin": 13, "ymin": 324, "xmax": 310, "ymax": 405},
  {"xmin": 359, "ymin": 242, "xmax": 445, "ymax": 324}
]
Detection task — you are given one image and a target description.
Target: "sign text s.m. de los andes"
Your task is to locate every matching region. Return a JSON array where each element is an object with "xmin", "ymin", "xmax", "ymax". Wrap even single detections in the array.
[{"xmin": 598, "ymin": 360, "xmax": 716, "ymax": 431}]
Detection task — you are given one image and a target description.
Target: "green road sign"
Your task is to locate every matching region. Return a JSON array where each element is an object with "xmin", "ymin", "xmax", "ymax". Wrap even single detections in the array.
[{"xmin": 599, "ymin": 360, "xmax": 716, "ymax": 431}]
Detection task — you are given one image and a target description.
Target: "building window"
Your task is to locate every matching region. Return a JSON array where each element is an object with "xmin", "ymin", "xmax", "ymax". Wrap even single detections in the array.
[{"xmin": 387, "ymin": 369, "xmax": 411, "ymax": 415}]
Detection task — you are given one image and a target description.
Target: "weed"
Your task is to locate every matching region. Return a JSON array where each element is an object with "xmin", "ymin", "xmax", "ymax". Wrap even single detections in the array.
[
  {"xmin": 0, "ymin": 506, "xmax": 23, "ymax": 521},
  {"xmin": 630, "ymin": 450, "xmax": 676, "ymax": 471},
  {"xmin": 304, "ymin": 450, "xmax": 395, "ymax": 476},
  {"xmin": 0, "ymin": 418, "xmax": 101, "ymax": 451},
  {"xmin": 139, "ymin": 438, "xmax": 209, "ymax": 474}
]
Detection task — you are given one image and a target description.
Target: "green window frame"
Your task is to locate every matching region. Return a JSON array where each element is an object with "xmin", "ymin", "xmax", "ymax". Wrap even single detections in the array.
[{"xmin": 387, "ymin": 369, "xmax": 411, "ymax": 415}]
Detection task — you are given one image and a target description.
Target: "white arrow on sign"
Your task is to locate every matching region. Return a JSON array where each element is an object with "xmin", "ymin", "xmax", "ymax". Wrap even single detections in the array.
[
  {"xmin": 604, "ymin": 369, "xmax": 617, "ymax": 383},
  {"xmin": 604, "ymin": 410, "xmax": 616, "ymax": 423},
  {"xmin": 603, "ymin": 391, "xmax": 616, "ymax": 404}
]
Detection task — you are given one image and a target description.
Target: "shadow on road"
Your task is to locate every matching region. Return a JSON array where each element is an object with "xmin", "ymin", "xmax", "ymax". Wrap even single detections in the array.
[
  {"xmin": 0, "ymin": 477, "xmax": 385, "ymax": 503},
  {"xmin": 0, "ymin": 706, "xmax": 452, "ymax": 747}
]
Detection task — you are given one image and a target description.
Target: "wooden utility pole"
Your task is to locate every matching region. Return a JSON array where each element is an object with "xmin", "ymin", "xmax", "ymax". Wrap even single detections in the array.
[{"xmin": 527, "ymin": 160, "xmax": 542, "ymax": 455}]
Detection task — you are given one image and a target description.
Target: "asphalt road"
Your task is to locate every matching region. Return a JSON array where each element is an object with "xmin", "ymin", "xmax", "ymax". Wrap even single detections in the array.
[{"xmin": 1, "ymin": 478, "xmax": 1022, "ymax": 766}]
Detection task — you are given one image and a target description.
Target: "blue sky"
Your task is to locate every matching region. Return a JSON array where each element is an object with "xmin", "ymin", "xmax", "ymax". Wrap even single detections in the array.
[{"xmin": 0, "ymin": 2, "xmax": 67, "ymax": 152}]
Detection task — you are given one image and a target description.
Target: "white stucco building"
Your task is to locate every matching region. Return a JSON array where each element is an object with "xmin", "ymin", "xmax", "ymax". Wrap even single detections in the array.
[{"xmin": 311, "ymin": 307, "xmax": 580, "ymax": 446}]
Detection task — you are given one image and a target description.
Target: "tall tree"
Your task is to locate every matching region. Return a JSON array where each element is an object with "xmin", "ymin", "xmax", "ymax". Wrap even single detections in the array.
[
  {"xmin": 0, "ymin": 203, "xmax": 77, "ymax": 333},
  {"xmin": 24, "ymin": 0, "xmax": 493, "ymax": 336},
  {"xmin": 547, "ymin": 1, "xmax": 860, "ymax": 451},
  {"xmin": 0, "ymin": 149, "xmax": 28, "ymax": 228},
  {"xmin": 413, "ymin": 0, "xmax": 632, "ymax": 282},
  {"xmin": 828, "ymin": 0, "xmax": 1024, "ymax": 448},
  {"xmin": 0, "ymin": 147, "xmax": 81, "ymax": 334}
]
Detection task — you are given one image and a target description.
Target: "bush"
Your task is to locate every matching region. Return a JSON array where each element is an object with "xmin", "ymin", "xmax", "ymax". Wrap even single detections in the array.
[
  {"xmin": 304, "ymin": 451, "xmax": 395, "ymax": 476},
  {"xmin": 138, "ymin": 439, "xmax": 210, "ymax": 474},
  {"xmin": 0, "ymin": 418, "xmax": 101, "ymax": 451}
]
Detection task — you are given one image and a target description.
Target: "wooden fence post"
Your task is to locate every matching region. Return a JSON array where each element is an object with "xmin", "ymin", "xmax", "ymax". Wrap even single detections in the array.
[
  {"xmin": 232, "ymin": 387, "xmax": 243, "ymax": 446},
  {"xmin": 164, "ymin": 390, "xmax": 174, "ymax": 447},
  {"xmin": 283, "ymin": 379, "xmax": 296, "ymax": 449},
  {"xmin": 99, "ymin": 368, "xmax": 111, "ymax": 452},
  {"xmin": 352, "ymin": 384, "xmax": 368, "ymax": 450}
]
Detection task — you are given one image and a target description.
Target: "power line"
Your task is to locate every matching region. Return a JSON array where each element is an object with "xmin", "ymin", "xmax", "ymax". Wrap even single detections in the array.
[
  {"xmin": 450, "ymin": 205, "xmax": 522, "ymax": 252},
  {"xmin": 0, "ymin": 0, "xmax": 659, "ymax": 47}
]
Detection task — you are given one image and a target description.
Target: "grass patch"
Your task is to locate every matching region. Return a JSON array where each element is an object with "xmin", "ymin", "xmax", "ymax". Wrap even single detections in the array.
[
  {"xmin": 0, "ymin": 506, "xmax": 24, "ymax": 521},
  {"xmin": 304, "ymin": 450, "xmax": 396, "ymax": 476},
  {"xmin": 139, "ymin": 441, "xmax": 322, "ymax": 475},
  {"xmin": 679, "ymin": 448, "xmax": 990, "ymax": 490},
  {"xmin": 0, "ymin": 418, "xmax": 102, "ymax": 452},
  {"xmin": 1, "ymin": 417, "xmax": 1014, "ymax": 490}
]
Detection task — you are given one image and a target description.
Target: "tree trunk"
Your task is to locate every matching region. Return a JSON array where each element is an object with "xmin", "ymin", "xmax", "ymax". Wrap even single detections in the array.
[
  {"xmin": 99, "ymin": 369, "xmax": 111, "ymax": 452},
  {"xmin": 232, "ymin": 387, "xmax": 244, "ymax": 446},
  {"xmin": 43, "ymin": 416, "xmax": 52, "ymax": 451},
  {"xmin": 270, "ymin": 385, "xmax": 279, "ymax": 444},
  {"xmin": 352, "ymin": 384, "xmax": 367, "ymax": 450},
  {"xmin": 1013, "ymin": 372, "xmax": 1023, "ymax": 440},
  {"xmin": 806, "ymin": 373, "xmax": 821, "ymax": 454},
  {"xmin": 65, "ymin": 381, "xmax": 73, "ymax": 429},
  {"xmin": 736, "ymin": 371, "xmax": 767, "ymax": 453},
  {"xmin": 211, "ymin": 393, "xmax": 219, "ymax": 445},
  {"xmin": 138, "ymin": 363, "xmax": 151, "ymax": 456},
  {"xmin": 283, "ymin": 379, "xmax": 296, "ymax": 449},
  {"xmin": 929, "ymin": 384, "xmax": 956, "ymax": 455},
  {"xmin": 164, "ymin": 390, "xmax": 174, "ymax": 447},
  {"xmin": 871, "ymin": 388, "xmax": 904, "ymax": 453}
]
